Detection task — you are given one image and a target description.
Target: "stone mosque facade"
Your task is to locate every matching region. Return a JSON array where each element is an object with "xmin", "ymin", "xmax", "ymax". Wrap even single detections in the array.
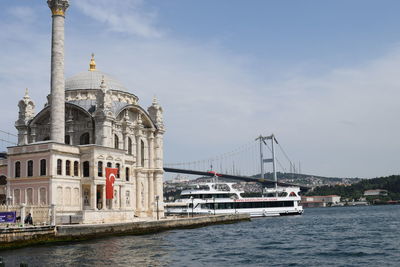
[{"xmin": 2, "ymin": 0, "xmax": 165, "ymax": 223}]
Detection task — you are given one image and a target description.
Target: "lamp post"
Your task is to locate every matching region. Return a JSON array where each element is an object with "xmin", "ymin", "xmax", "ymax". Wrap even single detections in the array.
[
  {"xmin": 155, "ymin": 195, "xmax": 159, "ymax": 220},
  {"xmin": 190, "ymin": 196, "xmax": 194, "ymax": 217},
  {"xmin": 212, "ymin": 196, "xmax": 216, "ymax": 215}
]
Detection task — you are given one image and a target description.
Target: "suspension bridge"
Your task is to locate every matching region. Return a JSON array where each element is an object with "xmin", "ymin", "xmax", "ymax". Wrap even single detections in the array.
[
  {"xmin": 164, "ymin": 134, "xmax": 310, "ymax": 191},
  {"xmin": 0, "ymin": 129, "xmax": 309, "ymax": 190}
]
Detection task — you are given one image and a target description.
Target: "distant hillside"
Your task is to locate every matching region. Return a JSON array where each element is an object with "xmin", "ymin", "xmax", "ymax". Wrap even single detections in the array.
[
  {"xmin": 307, "ymin": 175, "xmax": 400, "ymax": 200},
  {"xmin": 251, "ymin": 172, "xmax": 362, "ymax": 187}
]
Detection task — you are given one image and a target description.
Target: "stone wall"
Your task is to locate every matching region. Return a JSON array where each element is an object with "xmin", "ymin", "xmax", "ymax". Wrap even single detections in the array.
[{"xmin": 0, "ymin": 214, "xmax": 250, "ymax": 249}]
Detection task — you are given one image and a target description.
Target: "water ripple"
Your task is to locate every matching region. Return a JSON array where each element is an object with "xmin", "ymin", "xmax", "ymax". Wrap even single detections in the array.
[{"xmin": 1, "ymin": 205, "xmax": 400, "ymax": 266}]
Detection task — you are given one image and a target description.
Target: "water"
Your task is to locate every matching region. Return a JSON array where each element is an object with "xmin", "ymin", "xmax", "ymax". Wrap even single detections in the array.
[{"xmin": 1, "ymin": 205, "xmax": 399, "ymax": 266}]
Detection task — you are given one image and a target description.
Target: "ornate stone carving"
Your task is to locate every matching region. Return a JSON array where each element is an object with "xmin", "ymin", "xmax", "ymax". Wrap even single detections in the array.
[
  {"xmin": 148, "ymin": 96, "xmax": 164, "ymax": 130},
  {"xmin": 47, "ymin": 0, "xmax": 69, "ymax": 16},
  {"xmin": 16, "ymin": 89, "xmax": 35, "ymax": 126}
]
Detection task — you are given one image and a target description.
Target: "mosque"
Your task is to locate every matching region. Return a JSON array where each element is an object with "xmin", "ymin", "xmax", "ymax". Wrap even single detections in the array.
[{"xmin": 0, "ymin": 0, "xmax": 165, "ymax": 223}]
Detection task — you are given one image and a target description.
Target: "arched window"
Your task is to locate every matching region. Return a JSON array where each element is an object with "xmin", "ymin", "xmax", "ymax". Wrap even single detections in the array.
[
  {"xmin": 40, "ymin": 188, "xmax": 47, "ymax": 205},
  {"xmin": 57, "ymin": 159, "xmax": 62, "ymax": 175},
  {"xmin": 66, "ymin": 160, "xmax": 71, "ymax": 176},
  {"xmin": 14, "ymin": 189, "xmax": 20, "ymax": 205},
  {"xmin": 116, "ymin": 163, "xmax": 120, "ymax": 178},
  {"xmin": 141, "ymin": 140, "xmax": 145, "ymax": 167},
  {"xmin": 98, "ymin": 161, "xmax": 103, "ymax": 177},
  {"xmin": 65, "ymin": 135, "xmax": 71, "ymax": 145},
  {"xmin": 40, "ymin": 159, "xmax": 46, "ymax": 176},
  {"xmin": 128, "ymin": 137, "xmax": 132, "ymax": 155},
  {"xmin": 114, "ymin": 134, "xmax": 119, "ymax": 149},
  {"xmin": 74, "ymin": 161, "xmax": 79, "ymax": 176},
  {"xmin": 80, "ymin": 132, "xmax": 90, "ymax": 145},
  {"xmin": 83, "ymin": 161, "xmax": 90, "ymax": 177},
  {"xmin": 27, "ymin": 188, "xmax": 33, "ymax": 205},
  {"xmin": 107, "ymin": 162, "xmax": 112, "ymax": 168},
  {"xmin": 27, "ymin": 160, "xmax": 33, "ymax": 177},
  {"xmin": 125, "ymin": 167, "xmax": 130, "ymax": 181},
  {"xmin": 15, "ymin": 161, "xmax": 21, "ymax": 178},
  {"xmin": 65, "ymin": 187, "xmax": 71, "ymax": 206}
]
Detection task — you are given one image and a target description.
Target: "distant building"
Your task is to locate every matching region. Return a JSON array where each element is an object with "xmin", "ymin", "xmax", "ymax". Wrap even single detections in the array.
[
  {"xmin": 301, "ymin": 195, "xmax": 341, "ymax": 208},
  {"xmin": 364, "ymin": 189, "xmax": 388, "ymax": 197}
]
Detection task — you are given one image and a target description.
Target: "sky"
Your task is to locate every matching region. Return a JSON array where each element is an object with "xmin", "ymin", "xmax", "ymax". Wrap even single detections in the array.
[{"xmin": 0, "ymin": 0, "xmax": 400, "ymax": 178}]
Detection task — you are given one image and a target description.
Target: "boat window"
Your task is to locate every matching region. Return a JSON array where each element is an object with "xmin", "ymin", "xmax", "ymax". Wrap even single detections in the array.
[
  {"xmin": 278, "ymin": 192, "xmax": 288, "ymax": 197},
  {"xmin": 289, "ymin": 192, "xmax": 297, "ymax": 197},
  {"xmin": 212, "ymin": 184, "xmax": 230, "ymax": 191},
  {"xmin": 201, "ymin": 201, "xmax": 295, "ymax": 210}
]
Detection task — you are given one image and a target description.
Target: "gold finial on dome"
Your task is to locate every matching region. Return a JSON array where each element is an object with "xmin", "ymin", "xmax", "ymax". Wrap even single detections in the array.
[{"xmin": 89, "ymin": 53, "xmax": 96, "ymax": 71}]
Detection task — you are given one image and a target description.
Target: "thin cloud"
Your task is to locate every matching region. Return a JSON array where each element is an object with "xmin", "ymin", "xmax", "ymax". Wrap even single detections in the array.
[{"xmin": 74, "ymin": 0, "xmax": 163, "ymax": 38}]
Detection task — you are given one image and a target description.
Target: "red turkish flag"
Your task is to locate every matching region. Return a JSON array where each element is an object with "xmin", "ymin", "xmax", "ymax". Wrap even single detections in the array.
[{"xmin": 106, "ymin": 168, "xmax": 117, "ymax": 199}]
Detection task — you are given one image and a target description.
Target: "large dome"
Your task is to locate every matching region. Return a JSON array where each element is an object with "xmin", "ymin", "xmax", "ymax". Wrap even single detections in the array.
[{"xmin": 65, "ymin": 70, "xmax": 128, "ymax": 92}]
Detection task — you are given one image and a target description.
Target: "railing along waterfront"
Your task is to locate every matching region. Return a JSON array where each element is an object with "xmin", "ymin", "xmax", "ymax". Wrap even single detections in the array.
[{"xmin": 0, "ymin": 204, "xmax": 52, "ymax": 225}]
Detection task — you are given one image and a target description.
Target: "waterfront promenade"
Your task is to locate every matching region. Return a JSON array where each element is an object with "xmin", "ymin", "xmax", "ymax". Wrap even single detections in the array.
[{"xmin": 0, "ymin": 214, "xmax": 250, "ymax": 250}]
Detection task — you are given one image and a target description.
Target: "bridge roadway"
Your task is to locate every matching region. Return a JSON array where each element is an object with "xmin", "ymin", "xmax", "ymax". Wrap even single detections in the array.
[{"xmin": 163, "ymin": 167, "xmax": 311, "ymax": 192}]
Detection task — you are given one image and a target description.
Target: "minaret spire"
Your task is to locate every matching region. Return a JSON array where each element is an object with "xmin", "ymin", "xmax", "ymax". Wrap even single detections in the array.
[{"xmin": 47, "ymin": 0, "xmax": 69, "ymax": 143}]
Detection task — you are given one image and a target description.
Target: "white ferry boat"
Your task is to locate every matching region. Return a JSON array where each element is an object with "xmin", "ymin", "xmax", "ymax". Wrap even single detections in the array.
[
  {"xmin": 165, "ymin": 182, "xmax": 304, "ymax": 217},
  {"xmin": 166, "ymin": 134, "xmax": 303, "ymax": 217}
]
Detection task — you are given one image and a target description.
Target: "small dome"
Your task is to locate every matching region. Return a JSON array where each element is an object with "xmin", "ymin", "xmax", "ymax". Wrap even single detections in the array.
[{"xmin": 65, "ymin": 70, "xmax": 128, "ymax": 92}]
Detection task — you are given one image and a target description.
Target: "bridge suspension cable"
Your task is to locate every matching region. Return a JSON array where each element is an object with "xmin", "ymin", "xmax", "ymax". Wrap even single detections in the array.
[{"xmin": 0, "ymin": 129, "xmax": 17, "ymax": 151}]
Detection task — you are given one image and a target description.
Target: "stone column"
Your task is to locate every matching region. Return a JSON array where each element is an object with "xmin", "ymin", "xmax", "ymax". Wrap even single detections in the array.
[
  {"xmin": 148, "ymin": 133, "xmax": 154, "ymax": 169},
  {"xmin": 154, "ymin": 133, "xmax": 163, "ymax": 169},
  {"xmin": 148, "ymin": 172, "xmax": 154, "ymax": 216},
  {"xmin": 48, "ymin": 0, "xmax": 69, "ymax": 143},
  {"xmin": 120, "ymin": 185, "xmax": 125, "ymax": 210},
  {"xmin": 135, "ymin": 175, "xmax": 141, "ymax": 214},
  {"xmin": 102, "ymin": 185, "xmax": 107, "ymax": 210},
  {"xmin": 136, "ymin": 135, "xmax": 142, "ymax": 167},
  {"xmin": 20, "ymin": 203, "xmax": 26, "ymax": 227},
  {"xmin": 51, "ymin": 204, "xmax": 56, "ymax": 225},
  {"xmin": 91, "ymin": 184, "xmax": 96, "ymax": 210}
]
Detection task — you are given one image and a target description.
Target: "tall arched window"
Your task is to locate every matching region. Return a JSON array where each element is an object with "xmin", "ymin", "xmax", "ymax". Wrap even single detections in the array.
[
  {"xmin": 114, "ymin": 134, "xmax": 119, "ymax": 149},
  {"xmin": 27, "ymin": 188, "xmax": 33, "ymax": 205},
  {"xmin": 66, "ymin": 160, "xmax": 71, "ymax": 176},
  {"xmin": 40, "ymin": 188, "xmax": 47, "ymax": 205},
  {"xmin": 40, "ymin": 159, "xmax": 46, "ymax": 176},
  {"xmin": 116, "ymin": 163, "xmax": 120, "ymax": 178},
  {"xmin": 125, "ymin": 167, "xmax": 130, "ymax": 181},
  {"xmin": 141, "ymin": 140, "xmax": 145, "ymax": 167},
  {"xmin": 27, "ymin": 160, "xmax": 33, "ymax": 177},
  {"xmin": 74, "ymin": 161, "xmax": 79, "ymax": 176},
  {"xmin": 128, "ymin": 137, "xmax": 132, "ymax": 155},
  {"xmin": 15, "ymin": 161, "xmax": 21, "ymax": 178},
  {"xmin": 83, "ymin": 161, "xmax": 90, "ymax": 177},
  {"xmin": 98, "ymin": 161, "xmax": 103, "ymax": 177},
  {"xmin": 80, "ymin": 132, "xmax": 90, "ymax": 145},
  {"xmin": 57, "ymin": 159, "xmax": 62, "ymax": 175},
  {"xmin": 14, "ymin": 189, "xmax": 20, "ymax": 205}
]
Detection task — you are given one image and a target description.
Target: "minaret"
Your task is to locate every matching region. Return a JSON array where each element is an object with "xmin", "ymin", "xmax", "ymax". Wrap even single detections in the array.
[{"xmin": 47, "ymin": 0, "xmax": 69, "ymax": 143}]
